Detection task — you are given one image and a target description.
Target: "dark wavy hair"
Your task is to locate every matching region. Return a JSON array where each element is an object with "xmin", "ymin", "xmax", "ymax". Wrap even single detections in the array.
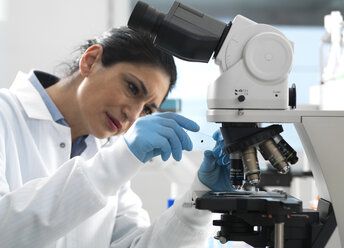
[{"xmin": 62, "ymin": 27, "xmax": 177, "ymax": 97}]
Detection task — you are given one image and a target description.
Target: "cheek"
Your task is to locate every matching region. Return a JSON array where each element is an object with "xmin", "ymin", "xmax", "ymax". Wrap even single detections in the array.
[
  {"xmin": 76, "ymin": 81, "xmax": 95, "ymax": 106},
  {"xmin": 76, "ymin": 91, "xmax": 96, "ymax": 116},
  {"xmin": 155, "ymin": 84, "xmax": 170, "ymax": 105}
]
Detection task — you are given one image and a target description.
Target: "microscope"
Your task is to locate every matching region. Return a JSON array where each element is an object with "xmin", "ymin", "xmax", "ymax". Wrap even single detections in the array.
[{"xmin": 128, "ymin": 1, "xmax": 343, "ymax": 247}]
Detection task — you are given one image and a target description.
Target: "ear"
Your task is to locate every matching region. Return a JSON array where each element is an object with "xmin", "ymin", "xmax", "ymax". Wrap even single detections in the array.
[{"xmin": 79, "ymin": 44, "xmax": 103, "ymax": 77}]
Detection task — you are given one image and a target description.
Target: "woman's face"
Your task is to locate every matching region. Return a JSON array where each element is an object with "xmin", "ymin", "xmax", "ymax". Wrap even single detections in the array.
[{"xmin": 76, "ymin": 61, "xmax": 170, "ymax": 139}]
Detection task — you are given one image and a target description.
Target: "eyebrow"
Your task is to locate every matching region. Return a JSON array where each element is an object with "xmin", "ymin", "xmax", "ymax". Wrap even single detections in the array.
[
  {"xmin": 127, "ymin": 73, "xmax": 158, "ymax": 110},
  {"xmin": 128, "ymin": 73, "xmax": 148, "ymax": 95}
]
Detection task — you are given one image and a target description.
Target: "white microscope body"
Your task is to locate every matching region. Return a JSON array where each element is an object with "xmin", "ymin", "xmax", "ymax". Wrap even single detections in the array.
[
  {"xmin": 208, "ymin": 15, "xmax": 293, "ymax": 110},
  {"xmin": 207, "ymin": 15, "xmax": 343, "ymax": 247}
]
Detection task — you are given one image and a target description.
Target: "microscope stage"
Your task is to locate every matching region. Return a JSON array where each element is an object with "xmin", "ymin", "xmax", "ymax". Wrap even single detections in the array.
[{"xmin": 194, "ymin": 190, "xmax": 302, "ymax": 215}]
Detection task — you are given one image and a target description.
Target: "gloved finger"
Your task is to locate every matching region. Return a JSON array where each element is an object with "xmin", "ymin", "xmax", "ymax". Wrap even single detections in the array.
[
  {"xmin": 161, "ymin": 150, "xmax": 171, "ymax": 161},
  {"xmin": 213, "ymin": 140, "xmax": 225, "ymax": 158},
  {"xmin": 141, "ymin": 149, "xmax": 169, "ymax": 163},
  {"xmin": 171, "ymin": 148, "xmax": 182, "ymax": 161},
  {"xmin": 156, "ymin": 127, "xmax": 183, "ymax": 161},
  {"xmin": 152, "ymin": 149, "xmax": 162, "ymax": 157},
  {"xmin": 146, "ymin": 134, "xmax": 172, "ymax": 160},
  {"xmin": 213, "ymin": 145, "xmax": 222, "ymax": 158},
  {"xmin": 144, "ymin": 148, "xmax": 171, "ymax": 162},
  {"xmin": 212, "ymin": 129, "xmax": 224, "ymax": 141},
  {"xmin": 200, "ymin": 150, "xmax": 217, "ymax": 172},
  {"xmin": 159, "ymin": 112, "xmax": 200, "ymax": 132},
  {"xmin": 222, "ymin": 154, "xmax": 230, "ymax": 165},
  {"xmin": 217, "ymin": 154, "xmax": 230, "ymax": 165},
  {"xmin": 158, "ymin": 117, "xmax": 193, "ymax": 151},
  {"xmin": 157, "ymin": 146, "xmax": 171, "ymax": 161}
]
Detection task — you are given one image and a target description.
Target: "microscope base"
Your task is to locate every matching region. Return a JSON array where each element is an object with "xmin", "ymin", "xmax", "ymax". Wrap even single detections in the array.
[{"xmin": 194, "ymin": 191, "xmax": 336, "ymax": 248}]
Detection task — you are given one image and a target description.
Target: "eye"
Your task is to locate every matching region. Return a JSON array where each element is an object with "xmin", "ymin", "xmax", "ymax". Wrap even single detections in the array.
[
  {"xmin": 127, "ymin": 81, "xmax": 139, "ymax": 95},
  {"xmin": 142, "ymin": 106, "xmax": 153, "ymax": 116}
]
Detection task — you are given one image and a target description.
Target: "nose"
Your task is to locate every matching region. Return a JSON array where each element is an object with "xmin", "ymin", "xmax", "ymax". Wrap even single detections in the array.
[{"xmin": 123, "ymin": 102, "xmax": 145, "ymax": 123}]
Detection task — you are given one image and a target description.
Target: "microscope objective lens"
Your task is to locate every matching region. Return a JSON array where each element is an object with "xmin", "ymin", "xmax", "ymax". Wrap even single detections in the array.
[
  {"xmin": 230, "ymin": 152, "xmax": 244, "ymax": 189},
  {"xmin": 273, "ymin": 134, "xmax": 299, "ymax": 164},
  {"xmin": 242, "ymin": 146, "xmax": 260, "ymax": 185},
  {"xmin": 259, "ymin": 139, "xmax": 290, "ymax": 174}
]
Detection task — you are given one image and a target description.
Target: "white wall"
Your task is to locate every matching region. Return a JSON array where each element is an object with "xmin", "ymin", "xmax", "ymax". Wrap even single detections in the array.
[{"xmin": 0, "ymin": 0, "xmax": 130, "ymax": 88}]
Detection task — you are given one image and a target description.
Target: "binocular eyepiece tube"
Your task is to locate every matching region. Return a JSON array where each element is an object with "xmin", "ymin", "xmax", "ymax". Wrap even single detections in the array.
[{"xmin": 128, "ymin": 1, "xmax": 229, "ymax": 62}]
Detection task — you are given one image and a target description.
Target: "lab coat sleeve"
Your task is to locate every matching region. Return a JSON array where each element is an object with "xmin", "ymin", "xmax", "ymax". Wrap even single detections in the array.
[
  {"xmin": 110, "ymin": 175, "xmax": 214, "ymax": 248},
  {"xmin": 0, "ymin": 135, "xmax": 143, "ymax": 248},
  {"xmin": 110, "ymin": 182, "xmax": 151, "ymax": 245}
]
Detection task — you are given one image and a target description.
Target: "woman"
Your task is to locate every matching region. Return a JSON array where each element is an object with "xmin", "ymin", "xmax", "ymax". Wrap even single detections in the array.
[{"xmin": 0, "ymin": 27, "xmax": 232, "ymax": 248}]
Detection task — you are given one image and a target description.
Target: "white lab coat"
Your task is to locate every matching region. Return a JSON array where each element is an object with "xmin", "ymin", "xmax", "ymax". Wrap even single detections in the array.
[{"xmin": 0, "ymin": 72, "xmax": 213, "ymax": 248}]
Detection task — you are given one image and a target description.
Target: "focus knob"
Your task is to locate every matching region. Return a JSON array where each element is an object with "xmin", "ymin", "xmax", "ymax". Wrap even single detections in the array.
[{"xmin": 238, "ymin": 95, "xmax": 245, "ymax": 102}]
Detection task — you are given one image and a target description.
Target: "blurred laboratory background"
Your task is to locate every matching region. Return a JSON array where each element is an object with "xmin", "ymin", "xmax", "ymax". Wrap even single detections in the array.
[{"xmin": 1, "ymin": 0, "xmax": 344, "ymax": 247}]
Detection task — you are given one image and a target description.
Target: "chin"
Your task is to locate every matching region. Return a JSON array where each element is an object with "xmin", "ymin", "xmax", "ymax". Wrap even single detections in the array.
[
  {"xmin": 91, "ymin": 129, "xmax": 112, "ymax": 140},
  {"xmin": 93, "ymin": 134, "xmax": 108, "ymax": 140},
  {"xmin": 95, "ymin": 130, "xmax": 124, "ymax": 140},
  {"xmin": 116, "ymin": 129, "xmax": 127, "ymax": 136}
]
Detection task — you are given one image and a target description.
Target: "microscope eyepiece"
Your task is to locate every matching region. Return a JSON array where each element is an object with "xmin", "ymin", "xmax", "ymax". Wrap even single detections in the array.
[
  {"xmin": 128, "ymin": 1, "xmax": 229, "ymax": 62},
  {"xmin": 128, "ymin": 1, "xmax": 164, "ymax": 37}
]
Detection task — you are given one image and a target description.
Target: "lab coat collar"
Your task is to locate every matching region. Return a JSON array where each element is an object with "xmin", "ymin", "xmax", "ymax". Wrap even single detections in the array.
[
  {"xmin": 9, "ymin": 71, "xmax": 110, "ymax": 150},
  {"xmin": 9, "ymin": 71, "xmax": 54, "ymax": 121}
]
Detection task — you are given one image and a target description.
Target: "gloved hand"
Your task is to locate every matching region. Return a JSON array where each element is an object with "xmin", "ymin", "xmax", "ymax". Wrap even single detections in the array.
[
  {"xmin": 124, "ymin": 112, "xmax": 200, "ymax": 163},
  {"xmin": 198, "ymin": 129, "xmax": 234, "ymax": 191}
]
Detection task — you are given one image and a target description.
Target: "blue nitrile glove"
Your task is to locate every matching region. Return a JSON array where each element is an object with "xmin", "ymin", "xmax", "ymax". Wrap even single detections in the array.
[
  {"xmin": 198, "ymin": 129, "xmax": 234, "ymax": 192},
  {"xmin": 124, "ymin": 112, "xmax": 200, "ymax": 163}
]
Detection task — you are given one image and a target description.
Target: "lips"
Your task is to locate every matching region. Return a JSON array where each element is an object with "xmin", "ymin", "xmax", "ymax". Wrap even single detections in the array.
[{"xmin": 106, "ymin": 112, "xmax": 122, "ymax": 132}]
